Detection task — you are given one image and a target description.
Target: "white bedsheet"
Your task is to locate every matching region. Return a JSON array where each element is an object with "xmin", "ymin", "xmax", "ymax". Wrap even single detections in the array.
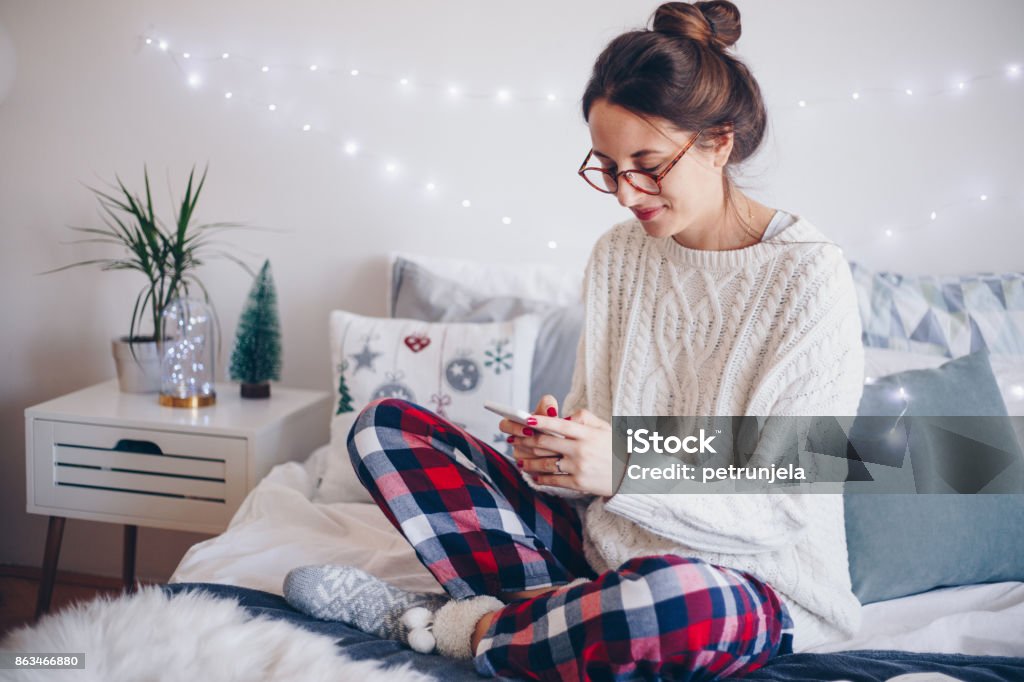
[{"xmin": 170, "ymin": 446, "xmax": 1024, "ymax": 658}]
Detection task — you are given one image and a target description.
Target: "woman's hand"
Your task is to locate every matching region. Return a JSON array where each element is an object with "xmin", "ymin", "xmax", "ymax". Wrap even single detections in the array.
[{"xmin": 497, "ymin": 394, "xmax": 614, "ymax": 497}]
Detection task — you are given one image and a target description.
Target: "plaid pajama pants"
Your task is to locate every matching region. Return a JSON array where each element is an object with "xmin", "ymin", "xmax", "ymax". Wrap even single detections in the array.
[{"xmin": 347, "ymin": 398, "xmax": 795, "ymax": 681}]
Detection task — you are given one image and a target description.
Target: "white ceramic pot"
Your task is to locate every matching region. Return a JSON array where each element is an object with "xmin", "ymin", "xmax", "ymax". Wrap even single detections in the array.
[{"xmin": 111, "ymin": 336, "xmax": 161, "ymax": 393}]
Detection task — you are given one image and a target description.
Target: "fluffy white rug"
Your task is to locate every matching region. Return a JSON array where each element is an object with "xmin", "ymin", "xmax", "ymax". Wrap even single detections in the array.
[{"xmin": 0, "ymin": 586, "xmax": 436, "ymax": 682}]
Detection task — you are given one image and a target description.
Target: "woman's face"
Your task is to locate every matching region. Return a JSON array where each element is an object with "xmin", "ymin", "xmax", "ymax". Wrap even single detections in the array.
[{"xmin": 586, "ymin": 98, "xmax": 732, "ymax": 241}]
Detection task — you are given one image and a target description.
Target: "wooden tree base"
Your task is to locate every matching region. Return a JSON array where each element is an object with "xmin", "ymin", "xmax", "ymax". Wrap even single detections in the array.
[{"xmin": 240, "ymin": 382, "xmax": 271, "ymax": 399}]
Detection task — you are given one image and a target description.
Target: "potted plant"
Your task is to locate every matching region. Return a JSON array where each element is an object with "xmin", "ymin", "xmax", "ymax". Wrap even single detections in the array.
[{"xmin": 41, "ymin": 163, "xmax": 257, "ymax": 393}]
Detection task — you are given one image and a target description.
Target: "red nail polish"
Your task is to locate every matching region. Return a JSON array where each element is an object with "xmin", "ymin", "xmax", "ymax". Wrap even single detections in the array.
[
  {"xmin": 546, "ymin": 407, "xmax": 557, "ymax": 417},
  {"xmin": 526, "ymin": 417, "xmax": 537, "ymax": 425},
  {"xmin": 522, "ymin": 427, "xmax": 534, "ymax": 436},
  {"xmin": 507, "ymin": 436, "xmax": 515, "ymax": 443},
  {"xmin": 565, "ymin": 416, "xmax": 572, "ymax": 421},
  {"xmin": 516, "ymin": 460, "xmax": 523, "ymax": 468}
]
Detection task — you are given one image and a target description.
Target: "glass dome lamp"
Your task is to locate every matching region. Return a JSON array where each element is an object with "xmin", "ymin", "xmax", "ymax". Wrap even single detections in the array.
[{"xmin": 158, "ymin": 297, "xmax": 217, "ymax": 407}]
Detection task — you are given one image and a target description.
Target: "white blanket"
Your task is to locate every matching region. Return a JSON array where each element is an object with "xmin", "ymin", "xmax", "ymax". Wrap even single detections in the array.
[
  {"xmin": 171, "ymin": 446, "xmax": 444, "ymax": 596},
  {"xmin": 0, "ymin": 585, "xmax": 434, "ymax": 682},
  {"xmin": 170, "ymin": 446, "xmax": 1024, "ymax": 658}
]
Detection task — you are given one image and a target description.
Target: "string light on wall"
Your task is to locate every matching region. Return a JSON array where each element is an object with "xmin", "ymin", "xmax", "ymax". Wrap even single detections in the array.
[
  {"xmin": 878, "ymin": 191, "xmax": 1010, "ymax": 241},
  {"xmin": 782, "ymin": 63, "xmax": 1020, "ymax": 109},
  {"xmin": 138, "ymin": 31, "xmax": 1018, "ymax": 244},
  {"xmin": 140, "ymin": 32, "xmax": 537, "ymax": 227},
  {"xmin": 143, "ymin": 32, "xmax": 565, "ymax": 104}
]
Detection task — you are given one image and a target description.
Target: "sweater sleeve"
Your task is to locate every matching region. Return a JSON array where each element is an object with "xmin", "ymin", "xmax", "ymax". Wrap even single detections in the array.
[
  {"xmin": 602, "ymin": 246, "xmax": 865, "ymax": 554},
  {"xmin": 751, "ymin": 247, "xmax": 866, "ymax": 418}
]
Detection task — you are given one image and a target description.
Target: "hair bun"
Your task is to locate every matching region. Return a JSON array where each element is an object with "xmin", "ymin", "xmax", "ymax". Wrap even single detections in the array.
[{"xmin": 651, "ymin": 1, "xmax": 741, "ymax": 52}]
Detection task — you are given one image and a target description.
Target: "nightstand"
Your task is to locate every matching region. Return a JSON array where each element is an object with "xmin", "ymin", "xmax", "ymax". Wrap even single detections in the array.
[{"xmin": 25, "ymin": 378, "xmax": 331, "ymax": 618}]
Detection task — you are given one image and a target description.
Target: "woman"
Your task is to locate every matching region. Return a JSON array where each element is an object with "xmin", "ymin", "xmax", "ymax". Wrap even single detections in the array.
[{"xmin": 284, "ymin": 1, "xmax": 864, "ymax": 679}]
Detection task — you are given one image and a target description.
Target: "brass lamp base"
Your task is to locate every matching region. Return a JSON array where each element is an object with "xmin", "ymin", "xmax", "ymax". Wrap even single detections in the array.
[{"xmin": 158, "ymin": 392, "xmax": 217, "ymax": 408}]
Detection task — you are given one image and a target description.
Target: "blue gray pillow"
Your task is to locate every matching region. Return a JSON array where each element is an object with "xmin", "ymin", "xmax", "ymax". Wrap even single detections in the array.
[
  {"xmin": 843, "ymin": 350, "xmax": 1024, "ymax": 604},
  {"xmin": 390, "ymin": 257, "xmax": 584, "ymax": 411}
]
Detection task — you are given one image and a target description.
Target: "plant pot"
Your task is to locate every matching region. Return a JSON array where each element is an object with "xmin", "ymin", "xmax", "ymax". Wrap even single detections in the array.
[
  {"xmin": 111, "ymin": 336, "xmax": 162, "ymax": 394},
  {"xmin": 240, "ymin": 382, "xmax": 271, "ymax": 399}
]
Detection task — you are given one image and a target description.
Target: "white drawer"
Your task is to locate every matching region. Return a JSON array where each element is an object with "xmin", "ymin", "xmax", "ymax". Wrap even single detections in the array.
[{"xmin": 29, "ymin": 419, "xmax": 248, "ymax": 533}]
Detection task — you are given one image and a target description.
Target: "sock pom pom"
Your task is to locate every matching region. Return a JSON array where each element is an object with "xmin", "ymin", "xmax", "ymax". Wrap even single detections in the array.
[
  {"xmin": 401, "ymin": 606, "xmax": 434, "ymax": 630},
  {"xmin": 407, "ymin": 627, "xmax": 436, "ymax": 653}
]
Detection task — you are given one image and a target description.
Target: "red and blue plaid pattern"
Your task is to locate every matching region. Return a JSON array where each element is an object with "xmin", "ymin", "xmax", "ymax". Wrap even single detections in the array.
[
  {"xmin": 475, "ymin": 555, "xmax": 794, "ymax": 681},
  {"xmin": 347, "ymin": 397, "xmax": 595, "ymax": 597},
  {"xmin": 348, "ymin": 398, "xmax": 794, "ymax": 680}
]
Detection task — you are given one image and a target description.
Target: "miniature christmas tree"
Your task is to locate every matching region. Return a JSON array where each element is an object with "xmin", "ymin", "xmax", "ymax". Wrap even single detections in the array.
[
  {"xmin": 230, "ymin": 259, "xmax": 282, "ymax": 398},
  {"xmin": 336, "ymin": 361, "xmax": 354, "ymax": 415}
]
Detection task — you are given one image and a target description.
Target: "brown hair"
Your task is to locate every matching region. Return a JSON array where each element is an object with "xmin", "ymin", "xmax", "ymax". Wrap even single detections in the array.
[{"xmin": 581, "ymin": 1, "xmax": 770, "ymax": 243}]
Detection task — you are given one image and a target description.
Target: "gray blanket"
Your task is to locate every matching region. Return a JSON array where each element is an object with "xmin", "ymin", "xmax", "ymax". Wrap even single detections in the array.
[{"xmin": 161, "ymin": 583, "xmax": 1024, "ymax": 681}]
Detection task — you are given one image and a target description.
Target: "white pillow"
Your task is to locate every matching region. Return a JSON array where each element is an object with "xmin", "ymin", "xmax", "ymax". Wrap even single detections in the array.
[
  {"xmin": 864, "ymin": 347, "xmax": 1024, "ymax": 416},
  {"xmin": 386, "ymin": 250, "xmax": 583, "ymax": 313},
  {"xmin": 315, "ymin": 309, "xmax": 542, "ymax": 503}
]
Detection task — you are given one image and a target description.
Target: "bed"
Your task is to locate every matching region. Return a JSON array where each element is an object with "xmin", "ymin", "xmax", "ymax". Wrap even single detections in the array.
[
  {"xmin": 8, "ymin": 251, "xmax": 1024, "ymax": 681},
  {"xmin": 165, "ymin": 254, "xmax": 1024, "ymax": 680},
  {"xmin": 170, "ymin": 445, "xmax": 1024, "ymax": 659},
  {"xmin": 163, "ymin": 444, "xmax": 1024, "ymax": 680}
]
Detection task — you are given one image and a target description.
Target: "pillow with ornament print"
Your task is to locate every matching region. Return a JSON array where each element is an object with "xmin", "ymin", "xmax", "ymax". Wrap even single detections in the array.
[{"xmin": 314, "ymin": 309, "xmax": 542, "ymax": 504}]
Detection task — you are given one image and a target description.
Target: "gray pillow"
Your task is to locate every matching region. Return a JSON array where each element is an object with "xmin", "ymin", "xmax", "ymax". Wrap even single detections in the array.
[
  {"xmin": 391, "ymin": 257, "xmax": 584, "ymax": 411},
  {"xmin": 843, "ymin": 350, "xmax": 1024, "ymax": 604}
]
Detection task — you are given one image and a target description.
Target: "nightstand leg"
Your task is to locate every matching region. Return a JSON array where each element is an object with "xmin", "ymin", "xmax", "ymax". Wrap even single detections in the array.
[
  {"xmin": 123, "ymin": 525, "xmax": 137, "ymax": 592},
  {"xmin": 35, "ymin": 516, "xmax": 66, "ymax": 620}
]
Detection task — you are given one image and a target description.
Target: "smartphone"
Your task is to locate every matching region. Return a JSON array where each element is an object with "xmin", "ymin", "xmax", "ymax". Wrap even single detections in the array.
[{"xmin": 484, "ymin": 401, "xmax": 566, "ymax": 439}]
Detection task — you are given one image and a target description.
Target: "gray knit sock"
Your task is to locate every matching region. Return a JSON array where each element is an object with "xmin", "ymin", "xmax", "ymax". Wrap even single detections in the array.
[{"xmin": 283, "ymin": 565, "xmax": 449, "ymax": 649}]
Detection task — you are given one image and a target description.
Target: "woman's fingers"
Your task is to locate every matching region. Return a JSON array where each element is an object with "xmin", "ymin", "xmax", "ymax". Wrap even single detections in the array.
[
  {"xmin": 499, "ymin": 419, "xmax": 545, "ymax": 440},
  {"xmin": 520, "ymin": 455, "xmax": 571, "ymax": 475},
  {"xmin": 515, "ymin": 446, "xmax": 559, "ymax": 459},
  {"xmin": 513, "ymin": 431, "xmax": 577, "ymax": 458},
  {"xmin": 514, "ymin": 413, "xmax": 587, "ymax": 440},
  {"xmin": 498, "ymin": 418, "xmax": 525, "ymax": 435},
  {"xmin": 531, "ymin": 473, "xmax": 577, "ymax": 488},
  {"xmin": 535, "ymin": 394, "xmax": 559, "ymax": 418},
  {"xmin": 512, "ymin": 443, "xmax": 555, "ymax": 459},
  {"xmin": 563, "ymin": 408, "xmax": 612, "ymax": 431}
]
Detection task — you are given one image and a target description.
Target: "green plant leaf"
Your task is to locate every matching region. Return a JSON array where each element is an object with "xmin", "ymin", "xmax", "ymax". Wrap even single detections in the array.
[
  {"xmin": 37, "ymin": 258, "xmax": 120, "ymax": 276},
  {"xmin": 206, "ymin": 250, "xmax": 256, "ymax": 278},
  {"xmin": 197, "ymin": 221, "xmax": 289, "ymax": 233},
  {"xmin": 58, "ymin": 238, "xmax": 128, "ymax": 247},
  {"xmin": 144, "ymin": 163, "xmax": 156, "ymax": 232},
  {"xmin": 66, "ymin": 225, "xmax": 120, "ymax": 239},
  {"xmin": 130, "ymin": 284, "xmax": 155, "ymax": 341},
  {"xmin": 52, "ymin": 165, "xmax": 271, "ymax": 356},
  {"xmin": 116, "ymin": 172, "xmax": 162, "ymax": 262},
  {"xmin": 80, "ymin": 180, "xmax": 135, "ymax": 215}
]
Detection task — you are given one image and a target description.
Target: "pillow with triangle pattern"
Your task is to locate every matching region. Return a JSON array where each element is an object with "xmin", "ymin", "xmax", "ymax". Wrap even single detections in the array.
[{"xmin": 848, "ymin": 262, "xmax": 1024, "ymax": 358}]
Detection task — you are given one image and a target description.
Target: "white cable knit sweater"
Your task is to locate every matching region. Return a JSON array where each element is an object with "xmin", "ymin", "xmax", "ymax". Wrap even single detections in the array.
[{"xmin": 530, "ymin": 215, "xmax": 865, "ymax": 653}]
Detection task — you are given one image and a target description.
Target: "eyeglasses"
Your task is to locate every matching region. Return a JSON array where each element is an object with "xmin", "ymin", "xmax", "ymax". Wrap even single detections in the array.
[{"xmin": 578, "ymin": 128, "xmax": 704, "ymax": 195}]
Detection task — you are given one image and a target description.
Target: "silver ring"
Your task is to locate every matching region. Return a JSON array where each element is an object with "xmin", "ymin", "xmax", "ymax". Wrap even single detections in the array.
[{"xmin": 555, "ymin": 456, "xmax": 568, "ymax": 475}]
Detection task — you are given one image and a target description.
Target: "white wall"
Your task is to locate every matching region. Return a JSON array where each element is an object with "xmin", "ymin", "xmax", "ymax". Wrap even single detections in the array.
[{"xmin": 1, "ymin": 0, "xmax": 1021, "ymax": 581}]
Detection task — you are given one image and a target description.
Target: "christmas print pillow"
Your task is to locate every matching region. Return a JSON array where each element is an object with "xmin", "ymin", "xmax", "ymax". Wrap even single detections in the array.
[{"xmin": 315, "ymin": 309, "xmax": 542, "ymax": 504}]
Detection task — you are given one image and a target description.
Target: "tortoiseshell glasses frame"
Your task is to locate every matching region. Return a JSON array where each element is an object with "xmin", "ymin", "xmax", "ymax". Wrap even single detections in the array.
[{"xmin": 577, "ymin": 127, "xmax": 705, "ymax": 195}]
